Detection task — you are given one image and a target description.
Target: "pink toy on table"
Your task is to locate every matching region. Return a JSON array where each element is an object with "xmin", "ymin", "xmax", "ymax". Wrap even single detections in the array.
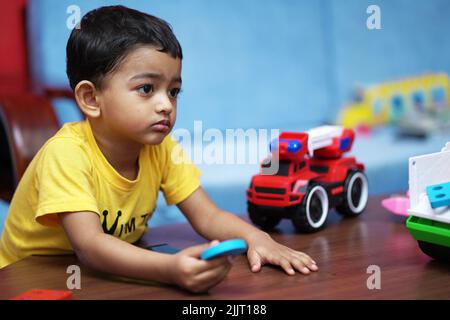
[{"xmin": 381, "ymin": 192, "xmax": 409, "ymax": 216}]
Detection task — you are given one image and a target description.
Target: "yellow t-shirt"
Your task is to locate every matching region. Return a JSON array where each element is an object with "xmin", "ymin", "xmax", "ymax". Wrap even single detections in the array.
[{"xmin": 0, "ymin": 120, "xmax": 201, "ymax": 268}]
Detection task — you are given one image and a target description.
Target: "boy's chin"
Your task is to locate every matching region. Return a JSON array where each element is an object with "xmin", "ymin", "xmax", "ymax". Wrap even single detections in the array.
[{"xmin": 140, "ymin": 132, "xmax": 169, "ymax": 145}]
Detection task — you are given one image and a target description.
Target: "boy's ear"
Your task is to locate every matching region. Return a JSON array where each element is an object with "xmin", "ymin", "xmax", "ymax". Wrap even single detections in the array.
[{"xmin": 74, "ymin": 80, "xmax": 101, "ymax": 118}]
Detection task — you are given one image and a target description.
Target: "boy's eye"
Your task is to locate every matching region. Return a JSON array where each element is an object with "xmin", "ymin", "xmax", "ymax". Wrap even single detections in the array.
[
  {"xmin": 169, "ymin": 88, "xmax": 181, "ymax": 98},
  {"xmin": 138, "ymin": 84, "xmax": 153, "ymax": 95}
]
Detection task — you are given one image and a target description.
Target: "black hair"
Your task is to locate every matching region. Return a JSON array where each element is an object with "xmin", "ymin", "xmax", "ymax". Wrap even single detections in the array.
[{"xmin": 66, "ymin": 5, "xmax": 182, "ymax": 90}]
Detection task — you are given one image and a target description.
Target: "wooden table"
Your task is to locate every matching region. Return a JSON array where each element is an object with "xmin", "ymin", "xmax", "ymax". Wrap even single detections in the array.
[{"xmin": 0, "ymin": 196, "xmax": 449, "ymax": 300}]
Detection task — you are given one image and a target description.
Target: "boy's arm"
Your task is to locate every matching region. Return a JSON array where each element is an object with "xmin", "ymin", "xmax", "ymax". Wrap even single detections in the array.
[
  {"xmin": 177, "ymin": 187, "xmax": 266, "ymax": 243},
  {"xmin": 59, "ymin": 211, "xmax": 232, "ymax": 292},
  {"xmin": 178, "ymin": 187, "xmax": 318, "ymax": 275},
  {"xmin": 59, "ymin": 211, "xmax": 173, "ymax": 283}
]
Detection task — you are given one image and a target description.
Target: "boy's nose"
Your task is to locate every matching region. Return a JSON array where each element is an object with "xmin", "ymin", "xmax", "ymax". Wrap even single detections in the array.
[
  {"xmin": 156, "ymin": 103, "xmax": 173, "ymax": 114},
  {"xmin": 155, "ymin": 96, "xmax": 173, "ymax": 114}
]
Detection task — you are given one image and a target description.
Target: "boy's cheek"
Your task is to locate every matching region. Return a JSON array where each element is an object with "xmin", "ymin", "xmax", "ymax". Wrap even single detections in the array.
[{"xmin": 170, "ymin": 116, "xmax": 177, "ymax": 128}]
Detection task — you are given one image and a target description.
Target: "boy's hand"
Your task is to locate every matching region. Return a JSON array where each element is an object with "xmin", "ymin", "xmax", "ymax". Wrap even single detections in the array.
[
  {"xmin": 246, "ymin": 232, "xmax": 318, "ymax": 275},
  {"xmin": 168, "ymin": 240, "xmax": 232, "ymax": 293}
]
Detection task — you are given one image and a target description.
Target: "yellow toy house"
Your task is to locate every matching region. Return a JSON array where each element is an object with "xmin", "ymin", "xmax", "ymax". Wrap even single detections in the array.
[{"xmin": 338, "ymin": 73, "xmax": 450, "ymax": 128}]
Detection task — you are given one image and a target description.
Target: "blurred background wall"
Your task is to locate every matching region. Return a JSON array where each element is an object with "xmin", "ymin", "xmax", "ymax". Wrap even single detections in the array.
[
  {"xmin": 1, "ymin": 0, "xmax": 450, "ymax": 228},
  {"xmin": 19, "ymin": 0, "xmax": 450, "ymax": 131}
]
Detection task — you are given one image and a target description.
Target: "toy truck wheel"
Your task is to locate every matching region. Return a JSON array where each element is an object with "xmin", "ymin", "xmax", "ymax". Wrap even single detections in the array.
[
  {"xmin": 418, "ymin": 241, "xmax": 450, "ymax": 262},
  {"xmin": 336, "ymin": 170, "xmax": 368, "ymax": 217},
  {"xmin": 291, "ymin": 184, "xmax": 329, "ymax": 233},
  {"xmin": 247, "ymin": 202, "xmax": 282, "ymax": 230}
]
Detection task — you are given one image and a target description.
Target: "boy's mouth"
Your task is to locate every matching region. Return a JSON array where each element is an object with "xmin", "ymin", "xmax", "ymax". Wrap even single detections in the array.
[{"xmin": 151, "ymin": 119, "xmax": 171, "ymax": 132}]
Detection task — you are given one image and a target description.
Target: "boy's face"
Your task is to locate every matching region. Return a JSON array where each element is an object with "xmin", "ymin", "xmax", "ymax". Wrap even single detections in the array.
[{"xmin": 97, "ymin": 46, "xmax": 181, "ymax": 145}]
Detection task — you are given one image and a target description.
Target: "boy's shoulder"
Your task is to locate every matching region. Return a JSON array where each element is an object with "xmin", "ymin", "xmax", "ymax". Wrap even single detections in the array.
[
  {"xmin": 52, "ymin": 120, "xmax": 87, "ymax": 139},
  {"xmin": 38, "ymin": 121, "xmax": 91, "ymax": 160}
]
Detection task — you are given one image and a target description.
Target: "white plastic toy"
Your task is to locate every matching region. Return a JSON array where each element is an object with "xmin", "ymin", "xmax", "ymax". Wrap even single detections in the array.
[{"xmin": 406, "ymin": 142, "xmax": 450, "ymax": 262}]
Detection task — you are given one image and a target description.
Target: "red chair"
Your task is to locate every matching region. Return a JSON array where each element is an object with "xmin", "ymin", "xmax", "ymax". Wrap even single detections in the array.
[{"xmin": 0, "ymin": 94, "xmax": 60, "ymax": 200}]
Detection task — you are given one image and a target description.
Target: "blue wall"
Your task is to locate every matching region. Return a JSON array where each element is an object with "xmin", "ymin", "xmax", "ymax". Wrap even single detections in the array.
[
  {"xmin": 0, "ymin": 200, "xmax": 8, "ymax": 232},
  {"xmin": 0, "ymin": 0, "xmax": 444, "ymax": 228},
  {"xmin": 328, "ymin": 0, "xmax": 450, "ymax": 118},
  {"xmin": 28, "ymin": 0, "xmax": 450, "ymax": 132},
  {"xmin": 28, "ymin": 0, "xmax": 330, "ymax": 131}
]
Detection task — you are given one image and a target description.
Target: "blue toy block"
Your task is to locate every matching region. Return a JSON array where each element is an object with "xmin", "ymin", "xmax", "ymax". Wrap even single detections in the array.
[
  {"xmin": 201, "ymin": 239, "xmax": 247, "ymax": 261},
  {"xmin": 426, "ymin": 182, "xmax": 450, "ymax": 209}
]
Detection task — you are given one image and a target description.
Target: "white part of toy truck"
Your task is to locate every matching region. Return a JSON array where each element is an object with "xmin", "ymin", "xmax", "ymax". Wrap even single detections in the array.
[
  {"xmin": 306, "ymin": 125, "xmax": 344, "ymax": 157},
  {"xmin": 408, "ymin": 142, "xmax": 450, "ymax": 224}
]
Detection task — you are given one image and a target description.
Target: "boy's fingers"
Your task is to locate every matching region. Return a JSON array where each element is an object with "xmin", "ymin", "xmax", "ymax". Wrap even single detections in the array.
[
  {"xmin": 194, "ymin": 262, "xmax": 232, "ymax": 291},
  {"xmin": 299, "ymin": 252, "xmax": 317, "ymax": 266},
  {"xmin": 279, "ymin": 258, "xmax": 296, "ymax": 275},
  {"xmin": 182, "ymin": 241, "xmax": 220, "ymax": 258},
  {"xmin": 210, "ymin": 240, "xmax": 220, "ymax": 246},
  {"xmin": 193, "ymin": 255, "xmax": 232, "ymax": 275},
  {"xmin": 301, "ymin": 256, "xmax": 318, "ymax": 271},
  {"xmin": 197, "ymin": 261, "xmax": 232, "ymax": 282},
  {"xmin": 290, "ymin": 251, "xmax": 318, "ymax": 269},
  {"xmin": 297, "ymin": 253, "xmax": 318, "ymax": 271},
  {"xmin": 202, "ymin": 256, "xmax": 231, "ymax": 269},
  {"xmin": 291, "ymin": 258, "xmax": 314, "ymax": 274},
  {"xmin": 247, "ymin": 250, "xmax": 262, "ymax": 273}
]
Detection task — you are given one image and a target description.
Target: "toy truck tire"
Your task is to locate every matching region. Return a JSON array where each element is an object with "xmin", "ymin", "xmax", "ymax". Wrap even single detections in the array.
[
  {"xmin": 336, "ymin": 170, "xmax": 369, "ymax": 217},
  {"xmin": 247, "ymin": 202, "xmax": 282, "ymax": 230},
  {"xmin": 417, "ymin": 241, "xmax": 450, "ymax": 263},
  {"xmin": 291, "ymin": 184, "xmax": 329, "ymax": 233}
]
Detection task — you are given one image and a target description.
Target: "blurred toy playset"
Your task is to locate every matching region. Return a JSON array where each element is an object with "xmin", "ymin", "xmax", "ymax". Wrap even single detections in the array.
[{"xmin": 338, "ymin": 73, "xmax": 450, "ymax": 138}]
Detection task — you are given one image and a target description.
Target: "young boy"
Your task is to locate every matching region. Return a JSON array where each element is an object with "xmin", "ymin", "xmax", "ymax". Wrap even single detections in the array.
[{"xmin": 0, "ymin": 5, "xmax": 317, "ymax": 293}]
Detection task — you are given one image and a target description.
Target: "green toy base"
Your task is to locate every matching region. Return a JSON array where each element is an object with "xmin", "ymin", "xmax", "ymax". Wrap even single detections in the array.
[
  {"xmin": 407, "ymin": 216, "xmax": 450, "ymax": 261},
  {"xmin": 406, "ymin": 216, "xmax": 450, "ymax": 248}
]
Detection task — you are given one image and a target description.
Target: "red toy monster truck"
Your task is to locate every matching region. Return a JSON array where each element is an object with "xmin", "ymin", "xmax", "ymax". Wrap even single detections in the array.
[{"xmin": 247, "ymin": 126, "xmax": 368, "ymax": 232}]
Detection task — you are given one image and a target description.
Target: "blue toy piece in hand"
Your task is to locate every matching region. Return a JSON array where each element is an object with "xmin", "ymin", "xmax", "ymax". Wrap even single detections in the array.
[
  {"xmin": 426, "ymin": 181, "xmax": 450, "ymax": 209},
  {"xmin": 201, "ymin": 239, "xmax": 248, "ymax": 261}
]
